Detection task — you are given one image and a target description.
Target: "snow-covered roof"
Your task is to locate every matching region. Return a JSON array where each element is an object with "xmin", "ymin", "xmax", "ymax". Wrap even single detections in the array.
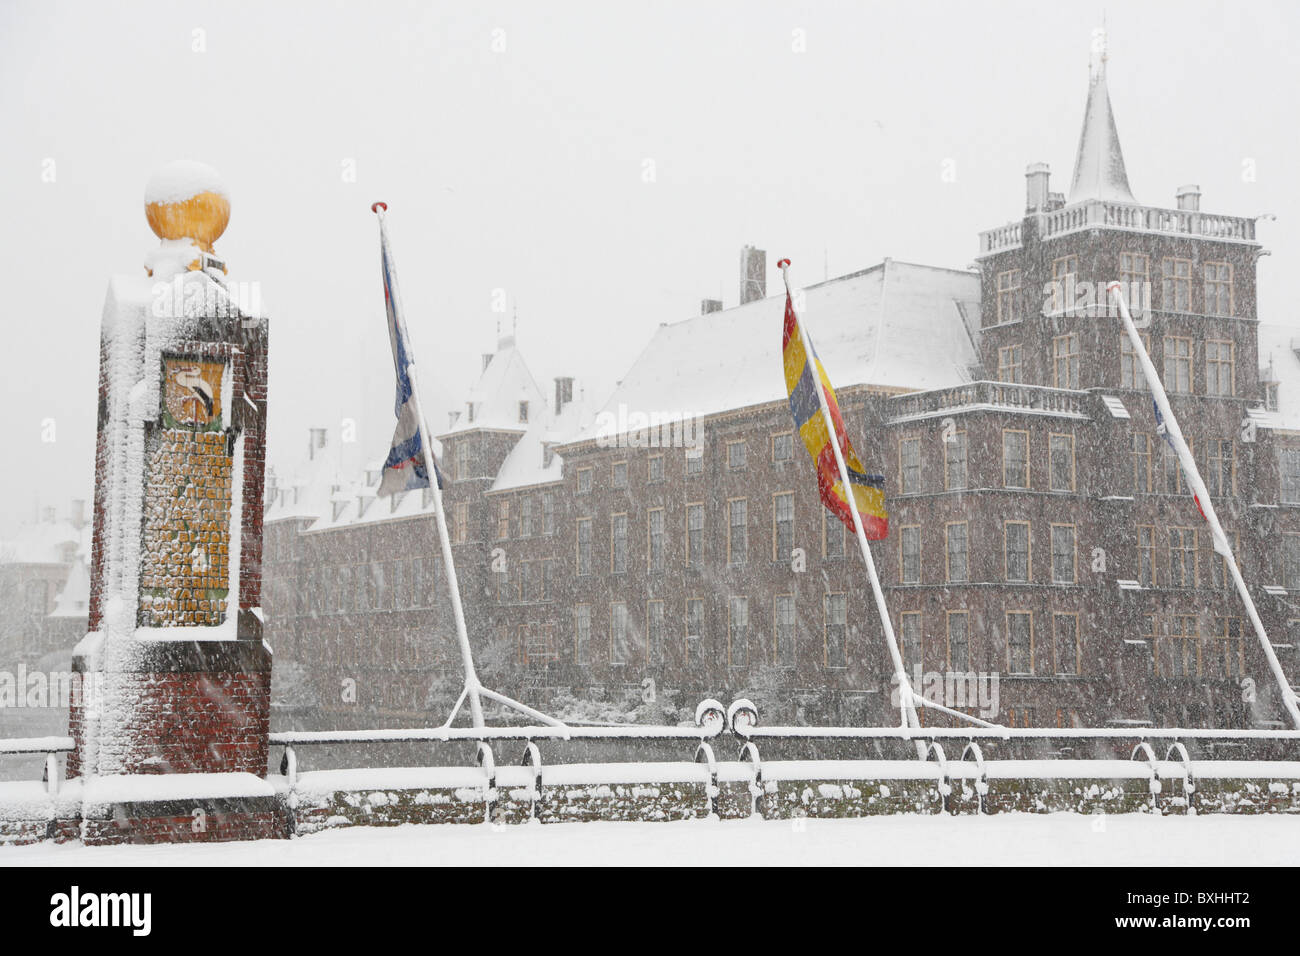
[
  {"xmin": 1252, "ymin": 321, "xmax": 1300, "ymax": 432},
  {"xmin": 490, "ymin": 389, "xmax": 597, "ymax": 493},
  {"xmin": 440, "ymin": 338, "xmax": 546, "ymax": 437},
  {"xmin": 1068, "ymin": 59, "xmax": 1137, "ymax": 204},
  {"xmin": 570, "ymin": 259, "xmax": 981, "ymax": 444},
  {"xmin": 0, "ymin": 516, "xmax": 88, "ymax": 566},
  {"xmin": 49, "ymin": 557, "xmax": 90, "ymax": 619}
]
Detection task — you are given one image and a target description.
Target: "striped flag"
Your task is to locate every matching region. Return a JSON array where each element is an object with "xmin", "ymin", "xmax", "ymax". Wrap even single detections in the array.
[
  {"xmin": 376, "ymin": 212, "xmax": 442, "ymax": 496},
  {"xmin": 781, "ymin": 289, "xmax": 887, "ymax": 538}
]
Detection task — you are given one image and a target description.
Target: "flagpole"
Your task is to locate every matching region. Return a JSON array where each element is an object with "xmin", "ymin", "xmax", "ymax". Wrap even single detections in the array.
[
  {"xmin": 779, "ymin": 260, "xmax": 922, "ymax": 732},
  {"xmin": 1108, "ymin": 281, "xmax": 1300, "ymax": 729},
  {"xmin": 373, "ymin": 203, "xmax": 486, "ymax": 729}
]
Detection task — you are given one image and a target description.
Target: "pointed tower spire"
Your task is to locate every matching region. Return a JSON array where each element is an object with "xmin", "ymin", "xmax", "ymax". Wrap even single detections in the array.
[{"xmin": 1067, "ymin": 29, "xmax": 1136, "ymax": 204}]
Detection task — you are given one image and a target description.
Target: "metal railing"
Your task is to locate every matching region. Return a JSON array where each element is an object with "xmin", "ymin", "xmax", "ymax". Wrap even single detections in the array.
[{"xmin": 0, "ymin": 736, "xmax": 74, "ymax": 796}]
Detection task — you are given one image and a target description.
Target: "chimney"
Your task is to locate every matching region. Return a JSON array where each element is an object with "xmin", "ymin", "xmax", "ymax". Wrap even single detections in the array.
[
  {"xmin": 1176, "ymin": 185, "xmax": 1201, "ymax": 212},
  {"xmin": 739, "ymin": 245, "xmax": 766, "ymax": 304},
  {"xmin": 554, "ymin": 376, "xmax": 574, "ymax": 414},
  {"xmin": 482, "ymin": 353, "xmax": 493, "ymax": 372},
  {"xmin": 1025, "ymin": 162, "xmax": 1051, "ymax": 212},
  {"xmin": 308, "ymin": 427, "xmax": 327, "ymax": 461},
  {"xmin": 70, "ymin": 498, "xmax": 86, "ymax": 530},
  {"xmin": 701, "ymin": 298, "xmax": 722, "ymax": 314}
]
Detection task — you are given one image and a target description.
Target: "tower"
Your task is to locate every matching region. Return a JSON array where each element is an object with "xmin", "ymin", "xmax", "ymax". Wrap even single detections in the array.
[{"xmin": 66, "ymin": 161, "xmax": 278, "ymax": 843}]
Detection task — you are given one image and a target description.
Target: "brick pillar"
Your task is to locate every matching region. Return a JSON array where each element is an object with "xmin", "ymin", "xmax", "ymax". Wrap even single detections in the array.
[{"xmin": 64, "ymin": 165, "xmax": 281, "ymax": 842}]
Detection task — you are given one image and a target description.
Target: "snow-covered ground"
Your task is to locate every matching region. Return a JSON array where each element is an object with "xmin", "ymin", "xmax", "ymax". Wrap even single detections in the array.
[{"xmin": 5, "ymin": 813, "xmax": 1299, "ymax": 866}]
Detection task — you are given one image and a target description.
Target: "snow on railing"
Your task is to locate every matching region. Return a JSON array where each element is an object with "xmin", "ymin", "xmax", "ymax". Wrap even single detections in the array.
[
  {"xmin": 887, "ymin": 381, "xmax": 1088, "ymax": 423},
  {"xmin": 978, "ymin": 199, "xmax": 1258, "ymax": 257},
  {"xmin": 0, "ymin": 737, "xmax": 73, "ymax": 798}
]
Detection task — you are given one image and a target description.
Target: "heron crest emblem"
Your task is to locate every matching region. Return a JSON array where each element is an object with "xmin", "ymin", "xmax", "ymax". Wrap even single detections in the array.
[{"xmin": 162, "ymin": 356, "xmax": 224, "ymax": 428}]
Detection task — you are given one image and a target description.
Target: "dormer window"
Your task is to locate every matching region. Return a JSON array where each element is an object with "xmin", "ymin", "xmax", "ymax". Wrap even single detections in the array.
[
  {"xmin": 519, "ymin": 400, "xmax": 529, "ymax": 423},
  {"xmin": 1266, "ymin": 382, "xmax": 1280, "ymax": 412},
  {"xmin": 467, "ymin": 402, "xmax": 475, "ymax": 424}
]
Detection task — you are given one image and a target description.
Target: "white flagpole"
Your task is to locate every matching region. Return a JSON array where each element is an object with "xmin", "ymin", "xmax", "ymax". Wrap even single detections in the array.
[
  {"xmin": 779, "ymin": 260, "xmax": 925, "ymax": 732},
  {"xmin": 1108, "ymin": 281, "xmax": 1300, "ymax": 729},
  {"xmin": 374, "ymin": 204, "xmax": 486, "ymax": 728}
]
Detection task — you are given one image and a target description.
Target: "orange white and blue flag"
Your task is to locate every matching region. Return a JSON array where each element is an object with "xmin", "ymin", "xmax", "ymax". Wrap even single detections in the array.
[{"xmin": 781, "ymin": 286, "xmax": 887, "ymax": 539}]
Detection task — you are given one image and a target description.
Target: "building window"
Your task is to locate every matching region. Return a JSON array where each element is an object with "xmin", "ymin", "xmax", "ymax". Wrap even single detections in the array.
[
  {"xmin": 647, "ymin": 600, "xmax": 664, "ymax": 666},
  {"xmin": 728, "ymin": 596, "xmax": 749, "ymax": 666},
  {"xmin": 998, "ymin": 344, "xmax": 1023, "ymax": 383},
  {"xmin": 996, "ymin": 268, "xmax": 1021, "ymax": 325},
  {"xmin": 452, "ymin": 501, "xmax": 469, "ymax": 544},
  {"xmin": 1163, "ymin": 437, "xmax": 1193, "ymax": 494},
  {"xmin": 727, "ymin": 440, "xmax": 747, "ymax": 470},
  {"xmin": 1132, "ymin": 434, "xmax": 1153, "ymax": 493},
  {"xmin": 1007, "ymin": 611, "xmax": 1033, "ymax": 675},
  {"xmin": 774, "ymin": 594, "xmax": 796, "ymax": 667},
  {"xmin": 1049, "ymin": 433, "xmax": 1075, "ymax": 492},
  {"xmin": 1050, "ymin": 524, "xmax": 1075, "ymax": 584},
  {"xmin": 542, "ymin": 559, "xmax": 555, "ymax": 601},
  {"xmin": 1169, "ymin": 526, "xmax": 1198, "ymax": 588},
  {"xmin": 1162, "ymin": 257, "xmax": 1192, "ymax": 312},
  {"xmin": 685, "ymin": 598, "xmax": 703, "ymax": 662},
  {"xmin": 945, "ymin": 431, "xmax": 967, "ymax": 491},
  {"xmin": 947, "ymin": 611, "xmax": 970, "ymax": 671},
  {"xmin": 647, "ymin": 508, "xmax": 665, "ymax": 572},
  {"xmin": 496, "ymin": 499, "xmax": 510, "ymax": 540},
  {"xmin": 1284, "ymin": 533, "xmax": 1300, "ymax": 590},
  {"xmin": 1206, "ymin": 618, "xmax": 1242, "ymax": 678},
  {"xmin": 686, "ymin": 502, "xmax": 704, "ymax": 567},
  {"xmin": 1209, "ymin": 532, "xmax": 1239, "ymax": 591},
  {"xmin": 1003, "ymin": 429, "xmax": 1029, "ymax": 488},
  {"xmin": 1205, "ymin": 339, "xmax": 1234, "ymax": 396},
  {"xmin": 611, "ymin": 513, "xmax": 628, "ymax": 573},
  {"xmin": 946, "ymin": 521, "xmax": 969, "ymax": 583},
  {"xmin": 1138, "ymin": 525, "xmax": 1156, "ymax": 587},
  {"xmin": 518, "ymin": 400, "xmax": 529, "ymax": 423},
  {"xmin": 1004, "ymin": 520, "xmax": 1030, "ymax": 582},
  {"xmin": 648, "ymin": 454, "xmax": 664, "ymax": 483},
  {"xmin": 542, "ymin": 492, "xmax": 555, "ymax": 535},
  {"xmin": 900, "ymin": 525, "xmax": 921, "ymax": 584},
  {"xmin": 1206, "ymin": 439, "xmax": 1235, "ymax": 497},
  {"xmin": 824, "ymin": 593, "xmax": 847, "ymax": 668},
  {"xmin": 1053, "ymin": 613, "xmax": 1080, "ymax": 675},
  {"xmin": 773, "ymin": 433, "xmax": 794, "ymax": 462},
  {"xmin": 576, "ymin": 466, "xmax": 593, "ymax": 495},
  {"xmin": 519, "ymin": 496, "xmax": 533, "ymax": 537},
  {"xmin": 899, "ymin": 437, "xmax": 922, "ymax": 494},
  {"xmin": 1265, "ymin": 382, "xmax": 1280, "ymax": 412},
  {"xmin": 1204, "ymin": 261, "xmax": 1233, "ymax": 317},
  {"xmin": 728, "ymin": 498, "xmax": 747, "ymax": 566},
  {"xmin": 612, "ymin": 461, "xmax": 628, "ymax": 489},
  {"xmin": 576, "ymin": 517, "xmax": 592, "ymax": 576},
  {"xmin": 686, "ymin": 448, "xmax": 703, "ymax": 476},
  {"xmin": 1052, "ymin": 334, "xmax": 1079, "ymax": 388},
  {"xmin": 1051, "ymin": 255, "xmax": 1078, "ymax": 314},
  {"xmin": 518, "ymin": 561, "xmax": 532, "ymax": 602},
  {"xmin": 899, "ymin": 611, "xmax": 922, "ymax": 671},
  {"xmin": 454, "ymin": 442, "xmax": 471, "ymax": 481},
  {"xmin": 574, "ymin": 604, "xmax": 591, "ymax": 665},
  {"xmin": 1281, "ymin": 449, "xmax": 1300, "ymax": 504},
  {"xmin": 772, "ymin": 492, "xmax": 794, "ymax": 561},
  {"xmin": 1120, "ymin": 252, "xmax": 1149, "ymax": 288},
  {"xmin": 1160, "ymin": 614, "xmax": 1199, "ymax": 677},
  {"xmin": 1120, "ymin": 332, "xmax": 1150, "ymax": 389},
  {"xmin": 610, "ymin": 602, "xmax": 629, "ymax": 665},
  {"xmin": 824, "ymin": 511, "xmax": 845, "ymax": 559}
]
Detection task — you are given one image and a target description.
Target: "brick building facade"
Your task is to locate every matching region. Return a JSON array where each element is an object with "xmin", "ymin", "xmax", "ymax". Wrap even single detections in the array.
[{"xmin": 264, "ymin": 61, "xmax": 1300, "ymax": 730}]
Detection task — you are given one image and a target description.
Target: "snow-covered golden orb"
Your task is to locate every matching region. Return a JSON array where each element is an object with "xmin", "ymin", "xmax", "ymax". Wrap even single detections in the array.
[{"xmin": 143, "ymin": 161, "xmax": 230, "ymax": 275}]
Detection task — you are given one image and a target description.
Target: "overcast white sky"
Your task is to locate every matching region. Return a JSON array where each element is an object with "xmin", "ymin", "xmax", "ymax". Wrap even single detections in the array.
[{"xmin": 1, "ymin": 0, "xmax": 1298, "ymax": 535}]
